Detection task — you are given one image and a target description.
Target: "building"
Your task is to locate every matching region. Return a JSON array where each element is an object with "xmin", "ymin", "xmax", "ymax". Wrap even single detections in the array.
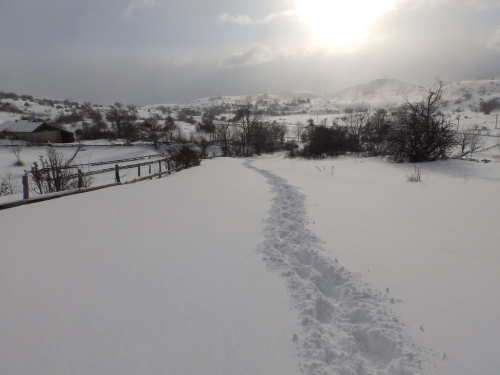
[{"xmin": 0, "ymin": 120, "xmax": 75, "ymax": 143}]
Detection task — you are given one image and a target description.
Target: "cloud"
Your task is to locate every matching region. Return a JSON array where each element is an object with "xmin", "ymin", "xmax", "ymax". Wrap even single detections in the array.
[
  {"xmin": 487, "ymin": 25, "xmax": 500, "ymax": 49},
  {"xmin": 123, "ymin": 0, "xmax": 156, "ymax": 17},
  {"xmin": 219, "ymin": 45, "xmax": 275, "ymax": 68},
  {"xmin": 173, "ymin": 56, "xmax": 192, "ymax": 67},
  {"xmin": 217, "ymin": 10, "xmax": 297, "ymax": 26},
  {"xmin": 466, "ymin": 0, "xmax": 500, "ymax": 10},
  {"xmin": 217, "ymin": 13, "xmax": 256, "ymax": 25}
]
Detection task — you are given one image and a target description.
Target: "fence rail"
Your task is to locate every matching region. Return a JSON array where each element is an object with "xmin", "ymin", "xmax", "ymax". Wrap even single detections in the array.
[
  {"xmin": 475, "ymin": 143, "xmax": 500, "ymax": 154},
  {"xmin": 0, "ymin": 157, "xmax": 203, "ymax": 210},
  {"xmin": 34, "ymin": 153, "xmax": 164, "ymax": 173}
]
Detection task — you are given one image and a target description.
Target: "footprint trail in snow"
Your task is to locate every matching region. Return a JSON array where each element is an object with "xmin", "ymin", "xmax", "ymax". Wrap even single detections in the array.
[{"xmin": 245, "ymin": 159, "xmax": 423, "ymax": 375}]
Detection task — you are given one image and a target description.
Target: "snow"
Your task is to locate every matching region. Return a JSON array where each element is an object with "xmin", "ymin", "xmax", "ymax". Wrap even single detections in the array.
[
  {"xmin": 0, "ymin": 144, "xmax": 164, "ymax": 203},
  {"xmin": 2, "ymin": 78, "xmax": 500, "ymax": 374},
  {"xmin": 246, "ymin": 159, "xmax": 422, "ymax": 374},
  {"xmin": 0, "ymin": 158, "xmax": 301, "ymax": 375},
  {"xmin": 251, "ymin": 154, "xmax": 500, "ymax": 375},
  {"xmin": 3, "ymin": 153, "xmax": 498, "ymax": 374},
  {"xmin": 0, "ymin": 119, "xmax": 44, "ymax": 133}
]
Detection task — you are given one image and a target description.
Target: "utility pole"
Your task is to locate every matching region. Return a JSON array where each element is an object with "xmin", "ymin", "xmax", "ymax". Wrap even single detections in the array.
[{"xmin": 456, "ymin": 114, "xmax": 461, "ymax": 132}]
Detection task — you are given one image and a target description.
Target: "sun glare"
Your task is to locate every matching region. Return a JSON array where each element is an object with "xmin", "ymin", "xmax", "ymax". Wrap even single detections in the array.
[{"xmin": 295, "ymin": 0, "xmax": 397, "ymax": 48}]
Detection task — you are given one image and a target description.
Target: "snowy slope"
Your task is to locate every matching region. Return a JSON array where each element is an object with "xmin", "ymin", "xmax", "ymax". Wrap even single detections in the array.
[{"xmin": 330, "ymin": 79, "xmax": 419, "ymax": 106}]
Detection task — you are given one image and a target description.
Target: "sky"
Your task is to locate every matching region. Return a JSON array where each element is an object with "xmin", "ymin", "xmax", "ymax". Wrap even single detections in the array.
[{"xmin": 1, "ymin": 0, "xmax": 500, "ymax": 105}]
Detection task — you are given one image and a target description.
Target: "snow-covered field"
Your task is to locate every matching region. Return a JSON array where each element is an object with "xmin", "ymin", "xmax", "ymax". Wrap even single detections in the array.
[
  {"xmin": 1, "ymin": 77, "xmax": 500, "ymax": 374},
  {"xmin": 0, "ymin": 158, "xmax": 302, "ymax": 375},
  {"xmin": 252, "ymin": 154, "xmax": 500, "ymax": 375},
  {"xmin": 1, "ymin": 153, "xmax": 499, "ymax": 375},
  {"xmin": 0, "ymin": 143, "xmax": 163, "ymax": 203}
]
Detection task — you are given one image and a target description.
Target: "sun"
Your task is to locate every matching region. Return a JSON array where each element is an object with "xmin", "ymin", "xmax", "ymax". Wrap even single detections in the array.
[{"xmin": 295, "ymin": 0, "xmax": 397, "ymax": 48}]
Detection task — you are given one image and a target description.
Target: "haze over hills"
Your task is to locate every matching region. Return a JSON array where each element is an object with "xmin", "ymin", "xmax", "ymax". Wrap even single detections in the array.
[
  {"xmin": 2, "ymin": 77, "xmax": 500, "ymax": 119},
  {"xmin": 328, "ymin": 79, "xmax": 419, "ymax": 105}
]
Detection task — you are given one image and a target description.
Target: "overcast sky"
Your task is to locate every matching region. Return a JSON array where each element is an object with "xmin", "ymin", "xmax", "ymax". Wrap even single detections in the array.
[{"xmin": 1, "ymin": 0, "xmax": 500, "ymax": 104}]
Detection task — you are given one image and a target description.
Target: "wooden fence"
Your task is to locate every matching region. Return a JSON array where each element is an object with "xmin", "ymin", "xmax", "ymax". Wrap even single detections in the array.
[
  {"xmin": 0, "ymin": 157, "xmax": 203, "ymax": 210},
  {"xmin": 475, "ymin": 143, "xmax": 500, "ymax": 154}
]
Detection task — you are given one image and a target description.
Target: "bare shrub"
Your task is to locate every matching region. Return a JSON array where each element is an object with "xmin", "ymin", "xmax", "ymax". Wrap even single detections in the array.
[
  {"xmin": 56, "ymin": 110, "xmax": 85, "ymax": 124},
  {"xmin": 479, "ymin": 98, "xmax": 500, "ymax": 114},
  {"xmin": 387, "ymin": 80, "xmax": 455, "ymax": 163},
  {"xmin": 0, "ymin": 172, "xmax": 20, "ymax": 196},
  {"xmin": 456, "ymin": 125, "xmax": 487, "ymax": 156},
  {"xmin": 407, "ymin": 165, "xmax": 421, "ymax": 182},
  {"xmin": 190, "ymin": 133, "xmax": 210, "ymax": 159},
  {"xmin": 168, "ymin": 145, "xmax": 200, "ymax": 169},
  {"xmin": 28, "ymin": 146, "xmax": 90, "ymax": 194},
  {"xmin": 9, "ymin": 142, "xmax": 24, "ymax": 166},
  {"xmin": 315, "ymin": 165, "xmax": 335, "ymax": 177}
]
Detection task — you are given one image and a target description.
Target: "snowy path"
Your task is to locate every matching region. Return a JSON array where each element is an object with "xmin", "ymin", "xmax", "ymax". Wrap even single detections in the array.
[
  {"xmin": 246, "ymin": 159, "xmax": 422, "ymax": 375},
  {"xmin": 2, "ymin": 154, "xmax": 495, "ymax": 375},
  {"xmin": 251, "ymin": 154, "xmax": 500, "ymax": 375},
  {"xmin": 0, "ymin": 158, "xmax": 301, "ymax": 375}
]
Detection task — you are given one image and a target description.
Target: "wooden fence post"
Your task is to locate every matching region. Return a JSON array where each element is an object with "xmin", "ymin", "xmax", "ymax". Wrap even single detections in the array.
[
  {"xmin": 167, "ymin": 160, "xmax": 171, "ymax": 175},
  {"xmin": 149, "ymin": 165, "xmax": 152, "ymax": 180},
  {"xmin": 78, "ymin": 169, "xmax": 84, "ymax": 188},
  {"xmin": 115, "ymin": 164, "xmax": 120, "ymax": 183},
  {"xmin": 158, "ymin": 161, "xmax": 162, "ymax": 178},
  {"xmin": 138, "ymin": 165, "xmax": 141, "ymax": 177},
  {"xmin": 22, "ymin": 174, "xmax": 29, "ymax": 200}
]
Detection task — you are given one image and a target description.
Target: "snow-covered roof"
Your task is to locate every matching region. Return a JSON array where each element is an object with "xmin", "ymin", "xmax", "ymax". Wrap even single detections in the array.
[{"xmin": 0, "ymin": 120, "xmax": 44, "ymax": 133}]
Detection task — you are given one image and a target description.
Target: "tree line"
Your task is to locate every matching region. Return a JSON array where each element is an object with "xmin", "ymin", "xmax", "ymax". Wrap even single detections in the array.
[{"xmin": 294, "ymin": 80, "xmax": 487, "ymax": 162}]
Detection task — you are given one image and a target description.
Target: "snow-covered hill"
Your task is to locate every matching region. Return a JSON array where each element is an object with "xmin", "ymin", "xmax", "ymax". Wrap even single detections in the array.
[{"xmin": 329, "ymin": 79, "xmax": 419, "ymax": 105}]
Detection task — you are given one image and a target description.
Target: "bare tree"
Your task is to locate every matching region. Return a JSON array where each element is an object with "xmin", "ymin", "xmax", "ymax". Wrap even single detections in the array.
[
  {"xmin": 361, "ymin": 108, "xmax": 390, "ymax": 156},
  {"xmin": 140, "ymin": 118, "xmax": 164, "ymax": 148},
  {"xmin": 164, "ymin": 116, "xmax": 178, "ymax": 142},
  {"xmin": 190, "ymin": 133, "xmax": 210, "ymax": 159},
  {"xmin": 156, "ymin": 105, "xmax": 168, "ymax": 116},
  {"xmin": 267, "ymin": 122, "xmax": 288, "ymax": 151},
  {"xmin": 293, "ymin": 121, "xmax": 305, "ymax": 142},
  {"xmin": 233, "ymin": 104, "xmax": 263, "ymax": 155},
  {"xmin": 387, "ymin": 79, "xmax": 456, "ymax": 163},
  {"xmin": 340, "ymin": 102, "xmax": 372, "ymax": 152},
  {"xmin": 214, "ymin": 121, "xmax": 233, "ymax": 157},
  {"xmin": 9, "ymin": 141, "xmax": 24, "ymax": 166},
  {"xmin": 456, "ymin": 125, "xmax": 487, "ymax": 156},
  {"xmin": 106, "ymin": 106, "xmax": 137, "ymax": 139}
]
